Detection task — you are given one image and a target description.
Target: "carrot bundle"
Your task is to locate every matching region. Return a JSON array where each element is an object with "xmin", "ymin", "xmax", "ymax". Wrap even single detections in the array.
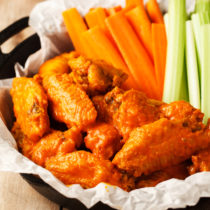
[
  {"xmin": 152, "ymin": 24, "xmax": 167, "ymax": 97},
  {"xmin": 62, "ymin": 3, "xmax": 166, "ymax": 99},
  {"xmin": 106, "ymin": 12, "xmax": 159, "ymax": 99}
]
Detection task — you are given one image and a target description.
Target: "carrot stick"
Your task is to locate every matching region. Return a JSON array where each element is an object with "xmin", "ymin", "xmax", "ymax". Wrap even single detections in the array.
[
  {"xmin": 152, "ymin": 24, "xmax": 167, "ymax": 98},
  {"xmin": 85, "ymin": 8, "xmax": 107, "ymax": 30},
  {"xmin": 85, "ymin": 8, "xmax": 117, "ymax": 48},
  {"xmin": 126, "ymin": 5, "xmax": 153, "ymax": 60},
  {"xmin": 62, "ymin": 8, "xmax": 87, "ymax": 54},
  {"xmin": 106, "ymin": 12, "xmax": 159, "ymax": 99},
  {"xmin": 107, "ymin": 6, "xmax": 122, "ymax": 15},
  {"xmin": 126, "ymin": 0, "xmax": 143, "ymax": 7},
  {"xmin": 82, "ymin": 27, "xmax": 140, "ymax": 90},
  {"xmin": 146, "ymin": 0, "xmax": 164, "ymax": 24}
]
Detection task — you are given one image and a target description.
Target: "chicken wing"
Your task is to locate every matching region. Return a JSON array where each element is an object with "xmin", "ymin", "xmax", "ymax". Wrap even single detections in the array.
[
  {"xmin": 92, "ymin": 87, "xmax": 124, "ymax": 123},
  {"xmin": 85, "ymin": 122, "xmax": 121, "ymax": 159},
  {"xmin": 11, "ymin": 122, "xmax": 36, "ymax": 159},
  {"xmin": 39, "ymin": 53, "xmax": 71, "ymax": 78},
  {"xmin": 188, "ymin": 149, "xmax": 210, "ymax": 175},
  {"xmin": 93, "ymin": 88, "xmax": 162, "ymax": 140},
  {"xmin": 42, "ymin": 73, "xmax": 97, "ymax": 129},
  {"xmin": 10, "ymin": 77, "xmax": 50, "ymax": 141},
  {"xmin": 113, "ymin": 90, "xmax": 162, "ymax": 140},
  {"xmin": 11, "ymin": 122, "xmax": 82, "ymax": 166},
  {"xmin": 112, "ymin": 118, "xmax": 210, "ymax": 177},
  {"xmin": 31, "ymin": 127, "xmax": 82, "ymax": 166},
  {"xmin": 160, "ymin": 101, "xmax": 204, "ymax": 132},
  {"xmin": 188, "ymin": 120, "xmax": 210, "ymax": 175},
  {"xmin": 45, "ymin": 151, "xmax": 135, "ymax": 191},
  {"xmin": 136, "ymin": 162, "xmax": 189, "ymax": 188},
  {"xmin": 68, "ymin": 53, "xmax": 128, "ymax": 95}
]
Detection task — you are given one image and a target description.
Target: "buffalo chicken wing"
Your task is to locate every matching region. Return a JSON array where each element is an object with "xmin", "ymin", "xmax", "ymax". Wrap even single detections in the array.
[
  {"xmin": 136, "ymin": 162, "xmax": 189, "ymax": 188},
  {"xmin": 69, "ymin": 53, "xmax": 128, "ymax": 95},
  {"xmin": 113, "ymin": 118, "xmax": 210, "ymax": 177},
  {"xmin": 42, "ymin": 74, "xmax": 97, "ymax": 129},
  {"xmin": 85, "ymin": 122, "xmax": 121, "ymax": 159},
  {"xmin": 45, "ymin": 151, "xmax": 135, "ymax": 191},
  {"xmin": 10, "ymin": 77, "xmax": 50, "ymax": 141}
]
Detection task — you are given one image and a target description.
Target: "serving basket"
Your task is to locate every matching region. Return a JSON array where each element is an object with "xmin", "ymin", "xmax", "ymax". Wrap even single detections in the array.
[{"xmin": 0, "ymin": 17, "xmax": 210, "ymax": 210}]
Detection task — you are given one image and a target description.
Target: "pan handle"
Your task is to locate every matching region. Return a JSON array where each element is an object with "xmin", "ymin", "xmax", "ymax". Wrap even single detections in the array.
[
  {"xmin": 0, "ymin": 17, "xmax": 29, "ymax": 46},
  {"xmin": 0, "ymin": 17, "xmax": 40, "ymax": 79}
]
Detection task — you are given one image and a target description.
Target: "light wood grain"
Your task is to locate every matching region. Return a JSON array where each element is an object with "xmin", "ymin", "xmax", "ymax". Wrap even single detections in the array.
[
  {"xmin": 0, "ymin": 0, "xmax": 59, "ymax": 209},
  {"xmin": 0, "ymin": 172, "xmax": 59, "ymax": 210}
]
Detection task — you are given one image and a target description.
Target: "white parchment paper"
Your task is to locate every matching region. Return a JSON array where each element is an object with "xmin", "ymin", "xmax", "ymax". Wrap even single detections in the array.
[{"xmin": 2, "ymin": 0, "xmax": 210, "ymax": 209}]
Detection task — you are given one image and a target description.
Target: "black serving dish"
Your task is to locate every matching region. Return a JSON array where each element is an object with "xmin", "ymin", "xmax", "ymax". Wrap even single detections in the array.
[{"xmin": 1, "ymin": 17, "xmax": 210, "ymax": 210}]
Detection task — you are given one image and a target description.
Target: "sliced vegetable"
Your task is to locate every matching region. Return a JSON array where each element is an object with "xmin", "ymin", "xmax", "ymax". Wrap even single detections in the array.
[
  {"xmin": 85, "ymin": 8, "xmax": 116, "ymax": 48},
  {"xmin": 85, "ymin": 8, "xmax": 107, "ymax": 30},
  {"xmin": 107, "ymin": 6, "xmax": 122, "ymax": 15},
  {"xmin": 106, "ymin": 12, "xmax": 159, "ymax": 99},
  {"xmin": 62, "ymin": 8, "xmax": 87, "ymax": 54},
  {"xmin": 121, "ymin": 5, "xmax": 136, "ymax": 14},
  {"xmin": 191, "ymin": 13, "xmax": 202, "ymax": 77},
  {"xmin": 195, "ymin": 0, "xmax": 210, "ymax": 13},
  {"xmin": 126, "ymin": 0, "xmax": 143, "ymax": 7},
  {"xmin": 146, "ymin": 0, "xmax": 164, "ymax": 24},
  {"xmin": 126, "ymin": 5, "xmax": 153, "ymax": 59},
  {"xmin": 199, "ymin": 11, "xmax": 210, "ymax": 24},
  {"xmin": 152, "ymin": 24, "xmax": 167, "ymax": 97},
  {"xmin": 186, "ymin": 20, "xmax": 201, "ymax": 109},
  {"xmin": 163, "ymin": 0, "xmax": 188, "ymax": 102},
  {"xmin": 82, "ymin": 26, "xmax": 140, "ymax": 90},
  {"xmin": 201, "ymin": 24, "xmax": 210, "ymax": 123}
]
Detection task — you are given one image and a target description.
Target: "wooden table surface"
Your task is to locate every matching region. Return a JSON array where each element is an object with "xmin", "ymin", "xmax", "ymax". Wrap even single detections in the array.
[
  {"xmin": 0, "ymin": 0, "xmax": 66, "ymax": 209},
  {"xmin": 1, "ymin": 1, "xmax": 210, "ymax": 210}
]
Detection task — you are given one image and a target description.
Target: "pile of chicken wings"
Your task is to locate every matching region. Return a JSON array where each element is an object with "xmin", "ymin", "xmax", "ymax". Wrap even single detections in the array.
[{"xmin": 10, "ymin": 51, "xmax": 210, "ymax": 191}]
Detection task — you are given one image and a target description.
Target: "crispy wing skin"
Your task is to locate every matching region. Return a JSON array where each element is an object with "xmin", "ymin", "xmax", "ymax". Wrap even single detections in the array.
[
  {"xmin": 11, "ymin": 122, "xmax": 36, "ymax": 159},
  {"xmin": 92, "ymin": 87, "xmax": 124, "ymax": 123},
  {"xmin": 39, "ymin": 53, "xmax": 71, "ymax": 78},
  {"xmin": 85, "ymin": 122, "xmax": 121, "ymax": 159},
  {"xmin": 31, "ymin": 127, "xmax": 82, "ymax": 167},
  {"xmin": 136, "ymin": 163, "xmax": 189, "ymax": 188},
  {"xmin": 160, "ymin": 101, "xmax": 204, "ymax": 131},
  {"xmin": 10, "ymin": 77, "xmax": 50, "ymax": 141},
  {"xmin": 113, "ymin": 90, "xmax": 162, "ymax": 140},
  {"xmin": 11, "ymin": 122, "xmax": 82, "ymax": 166},
  {"xmin": 189, "ymin": 145, "xmax": 210, "ymax": 175},
  {"xmin": 42, "ymin": 74, "xmax": 97, "ymax": 129},
  {"xmin": 112, "ymin": 118, "xmax": 210, "ymax": 177},
  {"xmin": 45, "ymin": 151, "xmax": 135, "ymax": 191},
  {"xmin": 69, "ymin": 53, "xmax": 128, "ymax": 95},
  {"xmin": 93, "ymin": 88, "xmax": 162, "ymax": 140}
]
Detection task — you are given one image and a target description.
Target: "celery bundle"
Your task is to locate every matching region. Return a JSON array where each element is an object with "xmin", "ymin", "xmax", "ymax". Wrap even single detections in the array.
[
  {"xmin": 163, "ymin": 0, "xmax": 210, "ymax": 123},
  {"xmin": 163, "ymin": 0, "xmax": 188, "ymax": 103}
]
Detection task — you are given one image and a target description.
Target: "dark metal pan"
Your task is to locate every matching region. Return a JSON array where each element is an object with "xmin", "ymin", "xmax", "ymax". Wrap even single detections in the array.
[{"xmin": 0, "ymin": 17, "xmax": 210, "ymax": 210}]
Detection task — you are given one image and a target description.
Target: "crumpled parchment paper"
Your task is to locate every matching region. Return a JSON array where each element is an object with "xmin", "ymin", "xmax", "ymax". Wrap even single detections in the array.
[{"xmin": 2, "ymin": 0, "xmax": 210, "ymax": 210}]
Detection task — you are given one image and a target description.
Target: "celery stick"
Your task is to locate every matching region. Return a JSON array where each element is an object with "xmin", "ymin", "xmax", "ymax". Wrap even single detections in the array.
[
  {"xmin": 163, "ymin": 0, "xmax": 188, "ymax": 103},
  {"xmin": 195, "ymin": 0, "xmax": 210, "ymax": 13},
  {"xmin": 201, "ymin": 24, "xmax": 210, "ymax": 123},
  {"xmin": 186, "ymin": 21, "xmax": 201, "ymax": 109},
  {"xmin": 192, "ymin": 13, "xmax": 202, "ymax": 77},
  {"xmin": 199, "ymin": 11, "xmax": 210, "ymax": 24},
  {"xmin": 163, "ymin": 13, "xmax": 169, "ymax": 39}
]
